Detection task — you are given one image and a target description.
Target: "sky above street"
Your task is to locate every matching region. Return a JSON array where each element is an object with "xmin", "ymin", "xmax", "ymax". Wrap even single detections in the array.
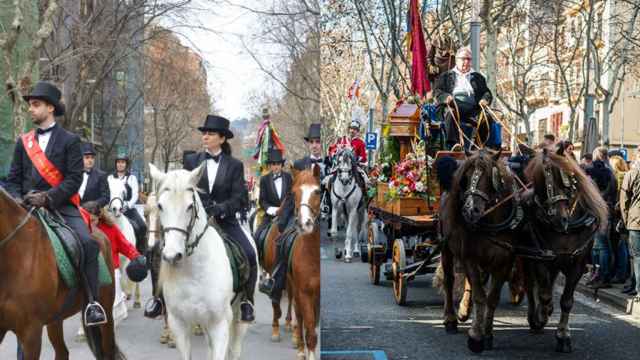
[{"xmin": 162, "ymin": 0, "xmax": 275, "ymax": 121}]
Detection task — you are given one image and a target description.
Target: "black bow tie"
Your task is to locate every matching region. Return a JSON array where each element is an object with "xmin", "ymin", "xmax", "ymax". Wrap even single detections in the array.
[
  {"xmin": 84, "ymin": 170, "xmax": 91, "ymax": 175},
  {"xmin": 36, "ymin": 126, "xmax": 55, "ymax": 135},
  {"xmin": 273, "ymin": 174, "xmax": 282, "ymax": 181},
  {"xmin": 206, "ymin": 153, "xmax": 221, "ymax": 163},
  {"xmin": 310, "ymin": 158, "xmax": 323, "ymax": 164}
]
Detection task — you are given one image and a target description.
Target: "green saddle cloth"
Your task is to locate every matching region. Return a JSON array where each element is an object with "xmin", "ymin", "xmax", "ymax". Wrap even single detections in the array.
[
  {"xmin": 209, "ymin": 221, "xmax": 250, "ymax": 293},
  {"xmin": 36, "ymin": 210, "xmax": 112, "ymax": 289}
]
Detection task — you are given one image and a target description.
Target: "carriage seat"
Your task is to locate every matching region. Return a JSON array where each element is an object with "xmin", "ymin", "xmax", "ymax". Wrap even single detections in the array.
[{"xmin": 35, "ymin": 209, "xmax": 111, "ymax": 289}]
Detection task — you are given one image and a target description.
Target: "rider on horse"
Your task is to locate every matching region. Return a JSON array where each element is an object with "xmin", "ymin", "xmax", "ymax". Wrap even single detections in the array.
[
  {"xmin": 107, "ymin": 151, "xmax": 148, "ymax": 253},
  {"xmin": 78, "ymin": 143, "xmax": 110, "ymax": 214},
  {"xmin": 256, "ymin": 149, "xmax": 293, "ymax": 301},
  {"xmin": 183, "ymin": 114, "xmax": 258, "ymax": 322},
  {"xmin": 434, "ymin": 47, "xmax": 494, "ymax": 150},
  {"xmin": 5, "ymin": 81, "xmax": 107, "ymax": 326}
]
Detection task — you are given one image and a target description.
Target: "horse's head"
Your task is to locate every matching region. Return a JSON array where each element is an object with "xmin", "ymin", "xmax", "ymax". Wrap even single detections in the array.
[
  {"xmin": 291, "ymin": 166, "xmax": 321, "ymax": 234},
  {"xmin": 149, "ymin": 163, "xmax": 206, "ymax": 265},
  {"xmin": 335, "ymin": 148, "xmax": 355, "ymax": 186},
  {"xmin": 525, "ymin": 149, "xmax": 579, "ymax": 232},
  {"xmin": 455, "ymin": 149, "xmax": 510, "ymax": 225},
  {"xmin": 108, "ymin": 177, "xmax": 126, "ymax": 217}
]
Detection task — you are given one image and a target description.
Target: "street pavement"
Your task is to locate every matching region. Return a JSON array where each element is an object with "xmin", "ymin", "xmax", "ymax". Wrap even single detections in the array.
[
  {"xmin": 0, "ymin": 262, "xmax": 300, "ymax": 359},
  {"xmin": 320, "ymin": 224, "xmax": 640, "ymax": 360}
]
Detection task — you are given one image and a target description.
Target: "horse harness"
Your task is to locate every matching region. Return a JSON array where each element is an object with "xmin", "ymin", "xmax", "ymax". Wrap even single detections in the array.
[
  {"xmin": 160, "ymin": 189, "xmax": 208, "ymax": 257},
  {"xmin": 0, "ymin": 207, "xmax": 35, "ymax": 249}
]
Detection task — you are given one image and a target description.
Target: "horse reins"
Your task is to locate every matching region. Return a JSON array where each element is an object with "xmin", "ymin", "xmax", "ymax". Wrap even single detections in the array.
[{"xmin": 0, "ymin": 207, "xmax": 35, "ymax": 249}]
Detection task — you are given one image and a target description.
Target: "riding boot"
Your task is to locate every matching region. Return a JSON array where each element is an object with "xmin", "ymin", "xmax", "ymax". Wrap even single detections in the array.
[
  {"xmin": 83, "ymin": 254, "xmax": 107, "ymax": 326},
  {"xmin": 241, "ymin": 264, "xmax": 257, "ymax": 322}
]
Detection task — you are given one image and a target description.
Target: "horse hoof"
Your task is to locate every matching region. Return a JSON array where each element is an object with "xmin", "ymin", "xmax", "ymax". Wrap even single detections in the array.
[
  {"xmin": 457, "ymin": 314, "xmax": 470, "ymax": 323},
  {"xmin": 292, "ymin": 335, "xmax": 300, "ymax": 348},
  {"xmin": 296, "ymin": 351, "xmax": 305, "ymax": 359},
  {"xmin": 484, "ymin": 335, "xmax": 494, "ymax": 350},
  {"xmin": 345, "ymin": 257, "xmax": 352, "ymax": 263},
  {"xmin": 133, "ymin": 301, "xmax": 141, "ymax": 309},
  {"xmin": 159, "ymin": 335, "xmax": 168, "ymax": 344},
  {"xmin": 271, "ymin": 333, "xmax": 281, "ymax": 342},
  {"xmin": 555, "ymin": 336, "xmax": 572, "ymax": 353},
  {"xmin": 467, "ymin": 336, "xmax": 485, "ymax": 353},
  {"xmin": 444, "ymin": 322, "xmax": 458, "ymax": 334},
  {"xmin": 167, "ymin": 340, "xmax": 176, "ymax": 348}
]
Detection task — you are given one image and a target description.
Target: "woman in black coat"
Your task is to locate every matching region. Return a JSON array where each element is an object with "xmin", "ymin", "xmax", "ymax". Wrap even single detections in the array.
[{"xmin": 183, "ymin": 115, "xmax": 257, "ymax": 322}]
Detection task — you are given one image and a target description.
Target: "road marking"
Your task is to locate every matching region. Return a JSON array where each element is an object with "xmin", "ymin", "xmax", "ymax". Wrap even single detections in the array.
[{"xmin": 321, "ymin": 350, "xmax": 388, "ymax": 360}]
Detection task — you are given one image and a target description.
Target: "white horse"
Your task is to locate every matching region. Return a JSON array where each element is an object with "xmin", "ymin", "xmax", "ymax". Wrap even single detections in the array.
[
  {"xmin": 107, "ymin": 176, "xmax": 141, "ymax": 312},
  {"xmin": 149, "ymin": 163, "xmax": 253, "ymax": 360},
  {"xmin": 329, "ymin": 148, "xmax": 367, "ymax": 262}
]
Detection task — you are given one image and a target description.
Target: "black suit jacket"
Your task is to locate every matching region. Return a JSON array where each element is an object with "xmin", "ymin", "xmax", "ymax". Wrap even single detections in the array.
[
  {"xmin": 184, "ymin": 151, "xmax": 247, "ymax": 224},
  {"xmin": 80, "ymin": 168, "xmax": 110, "ymax": 207},
  {"xmin": 259, "ymin": 171, "xmax": 292, "ymax": 211},
  {"xmin": 434, "ymin": 71, "xmax": 493, "ymax": 107},
  {"xmin": 7, "ymin": 125, "xmax": 83, "ymax": 216},
  {"xmin": 294, "ymin": 156, "xmax": 330, "ymax": 179}
]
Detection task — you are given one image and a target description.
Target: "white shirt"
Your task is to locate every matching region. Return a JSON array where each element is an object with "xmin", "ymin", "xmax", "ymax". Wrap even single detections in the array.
[
  {"xmin": 206, "ymin": 150, "xmax": 222, "ymax": 192},
  {"xmin": 108, "ymin": 173, "xmax": 139, "ymax": 208},
  {"xmin": 79, "ymin": 172, "xmax": 90, "ymax": 199},
  {"xmin": 273, "ymin": 174, "xmax": 283, "ymax": 199},
  {"xmin": 452, "ymin": 67, "xmax": 475, "ymax": 97},
  {"xmin": 36, "ymin": 122, "xmax": 56, "ymax": 152}
]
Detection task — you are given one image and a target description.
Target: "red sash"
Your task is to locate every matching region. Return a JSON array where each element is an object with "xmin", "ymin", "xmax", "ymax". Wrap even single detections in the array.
[{"xmin": 21, "ymin": 130, "xmax": 92, "ymax": 229}]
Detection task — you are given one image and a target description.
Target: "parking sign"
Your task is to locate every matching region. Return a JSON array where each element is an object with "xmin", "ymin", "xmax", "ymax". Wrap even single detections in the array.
[{"xmin": 365, "ymin": 132, "xmax": 377, "ymax": 150}]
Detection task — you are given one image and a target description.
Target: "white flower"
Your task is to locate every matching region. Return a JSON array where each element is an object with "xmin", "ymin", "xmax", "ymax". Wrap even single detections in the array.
[{"xmin": 415, "ymin": 181, "xmax": 425, "ymax": 192}]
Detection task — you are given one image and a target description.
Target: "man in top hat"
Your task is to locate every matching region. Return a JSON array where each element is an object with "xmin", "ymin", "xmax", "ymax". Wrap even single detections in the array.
[
  {"xmin": 183, "ymin": 114, "xmax": 258, "ymax": 322},
  {"xmin": 6, "ymin": 81, "xmax": 107, "ymax": 326},
  {"xmin": 78, "ymin": 143, "xmax": 110, "ymax": 214},
  {"xmin": 256, "ymin": 148, "xmax": 293, "ymax": 300},
  {"xmin": 434, "ymin": 46, "xmax": 493, "ymax": 150}
]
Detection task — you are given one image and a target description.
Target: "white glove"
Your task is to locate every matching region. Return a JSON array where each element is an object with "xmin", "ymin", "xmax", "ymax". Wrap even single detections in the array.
[{"xmin": 266, "ymin": 207, "xmax": 279, "ymax": 216}]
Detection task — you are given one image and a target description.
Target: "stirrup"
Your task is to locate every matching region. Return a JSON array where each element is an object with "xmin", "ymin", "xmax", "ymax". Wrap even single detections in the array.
[
  {"xmin": 258, "ymin": 276, "xmax": 275, "ymax": 296},
  {"xmin": 84, "ymin": 302, "xmax": 108, "ymax": 327}
]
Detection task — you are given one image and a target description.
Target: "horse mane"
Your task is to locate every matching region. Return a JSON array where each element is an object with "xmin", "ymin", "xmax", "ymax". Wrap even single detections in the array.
[
  {"xmin": 293, "ymin": 168, "xmax": 319, "ymax": 188},
  {"xmin": 524, "ymin": 151, "xmax": 608, "ymax": 227}
]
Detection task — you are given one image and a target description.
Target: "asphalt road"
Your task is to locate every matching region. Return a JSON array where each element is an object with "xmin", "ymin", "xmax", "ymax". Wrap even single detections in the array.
[{"xmin": 320, "ymin": 223, "xmax": 640, "ymax": 360}]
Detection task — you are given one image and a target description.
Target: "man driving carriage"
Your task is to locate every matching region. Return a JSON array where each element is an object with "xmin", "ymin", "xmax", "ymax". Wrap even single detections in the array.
[
  {"xmin": 5, "ymin": 81, "xmax": 107, "ymax": 326},
  {"xmin": 434, "ymin": 47, "xmax": 496, "ymax": 151}
]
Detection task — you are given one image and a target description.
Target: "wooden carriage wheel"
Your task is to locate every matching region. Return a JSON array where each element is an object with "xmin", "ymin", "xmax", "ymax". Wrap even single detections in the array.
[
  {"xmin": 392, "ymin": 239, "xmax": 407, "ymax": 305},
  {"xmin": 368, "ymin": 224, "xmax": 381, "ymax": 285}
]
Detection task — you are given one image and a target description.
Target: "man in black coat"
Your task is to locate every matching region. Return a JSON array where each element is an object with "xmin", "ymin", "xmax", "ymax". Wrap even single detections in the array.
[
  {"xmin": 183, "ymin": 114, "xmax": 258, "ymax": 322},
  {"xmin": 256, "ymin": 149, "xmax": 292, "ymax": 301},
  {"xmin": 6, "ymin": 81, "xmax": 107, "ymax": 326},
  {"xmin": 78, "ymin": 143, "xmax": 110, "ymax": 214},
  {"xmin": 278, "ymin": 123, "xmax": 328, "ymax": 233},
  {"xmin": 434, "ymin": 47, "xmax": 493, "ymax": 150}
]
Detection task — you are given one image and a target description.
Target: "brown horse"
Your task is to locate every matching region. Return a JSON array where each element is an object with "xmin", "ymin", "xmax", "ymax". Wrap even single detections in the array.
[
  {"xmin": 522, "ymin": 149, "xmax": 607, "ymax": 353},
  {"xmin": 0, "ymin": 188, "xmax": 124, "ymax": 360},
  {"xmin": 285, "ymin": 166, "xmax": 321, "ymax": 359},
  {"xmin": 440, "ymin": 149, "xmax": 522, "ymax": 353}
]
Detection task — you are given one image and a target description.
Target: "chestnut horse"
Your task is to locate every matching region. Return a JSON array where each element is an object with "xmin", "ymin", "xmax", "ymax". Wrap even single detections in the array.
[
  {"xmin": 287, "ymin": 166, "xmax": 321, "ymax": 359},
  {"xmin": 0, "ymin": 187, "xmax": 124, "ymax": 359},
  {"xmin": 440, "ymin": 150, "xmax": 522, "ymax": 353},
  {"xmin": 522, "ymin": 149, "xmax": 607, "ymax": 352}
]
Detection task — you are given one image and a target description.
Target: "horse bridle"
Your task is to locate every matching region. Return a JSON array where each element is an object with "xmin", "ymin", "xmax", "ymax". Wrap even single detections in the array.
[
  {"xmin": 535, "ymin": 164, "xmax": 576, "ymax": 218},
  {"xmin": 296, "ymin": 201, "xmax": 320, "ymax": 229},
  {"xmin": 109, "ymin": 196, "xmax": 125, "ymax": 213},
  {"xmin": 0, "ymin": 207, "xmax": 35, "ymax": 249},
  {"xmin": 160, "ymin": 190, "xmax": 208, "ymax": 257}
]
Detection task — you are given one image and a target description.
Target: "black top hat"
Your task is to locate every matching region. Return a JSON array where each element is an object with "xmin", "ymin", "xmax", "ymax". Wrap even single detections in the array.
[
  {"xmin": 81, "ymin": 143, "xmax": 96, "ymax": 156},
  {"xmin": 304, "ymin": 123, "xmax": 321, "ymax": 141},
  {"xmin": 198, "ymin": 115, "xmax": 234, "ymax": 139},
  {"xmin": 23, "ymin": 81, "xmax": 65, "ymax": 116},
  {"xmin": 267, "ymin": 148, "xmax": 285, "ymax": 164}
]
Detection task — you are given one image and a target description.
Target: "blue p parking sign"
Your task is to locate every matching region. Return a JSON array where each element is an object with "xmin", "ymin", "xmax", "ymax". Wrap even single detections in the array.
[{"xmin": 365, "ymin": 132, "xmax": 377, "ymax": 150}]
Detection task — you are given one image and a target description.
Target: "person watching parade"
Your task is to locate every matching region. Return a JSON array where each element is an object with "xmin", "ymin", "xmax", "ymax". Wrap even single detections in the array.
[{"xmin": 5, "ymin": 81, "xmax": 107, "ymax": 326}]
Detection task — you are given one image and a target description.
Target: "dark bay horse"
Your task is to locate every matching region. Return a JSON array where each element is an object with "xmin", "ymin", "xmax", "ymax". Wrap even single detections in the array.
[
  {"xmin": 440, "ymin": 149, "xmax": 523, "ymax": 353},
  {"xmin": 287, "ymin": 166, "xmax": 321, "ymax": 359},
  {"xmin": 522, "ymin": 149, "xmax": 607, "ymax": 352},
  {"xmin": 0, "ymin": 188, "xmax": 124, "ymax": 359}
]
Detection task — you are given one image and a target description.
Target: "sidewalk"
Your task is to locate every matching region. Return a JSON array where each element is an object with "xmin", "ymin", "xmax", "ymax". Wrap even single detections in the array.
[{"xmin": 572, "ymin": 273, "xmax": 640, "ymax": 319}]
